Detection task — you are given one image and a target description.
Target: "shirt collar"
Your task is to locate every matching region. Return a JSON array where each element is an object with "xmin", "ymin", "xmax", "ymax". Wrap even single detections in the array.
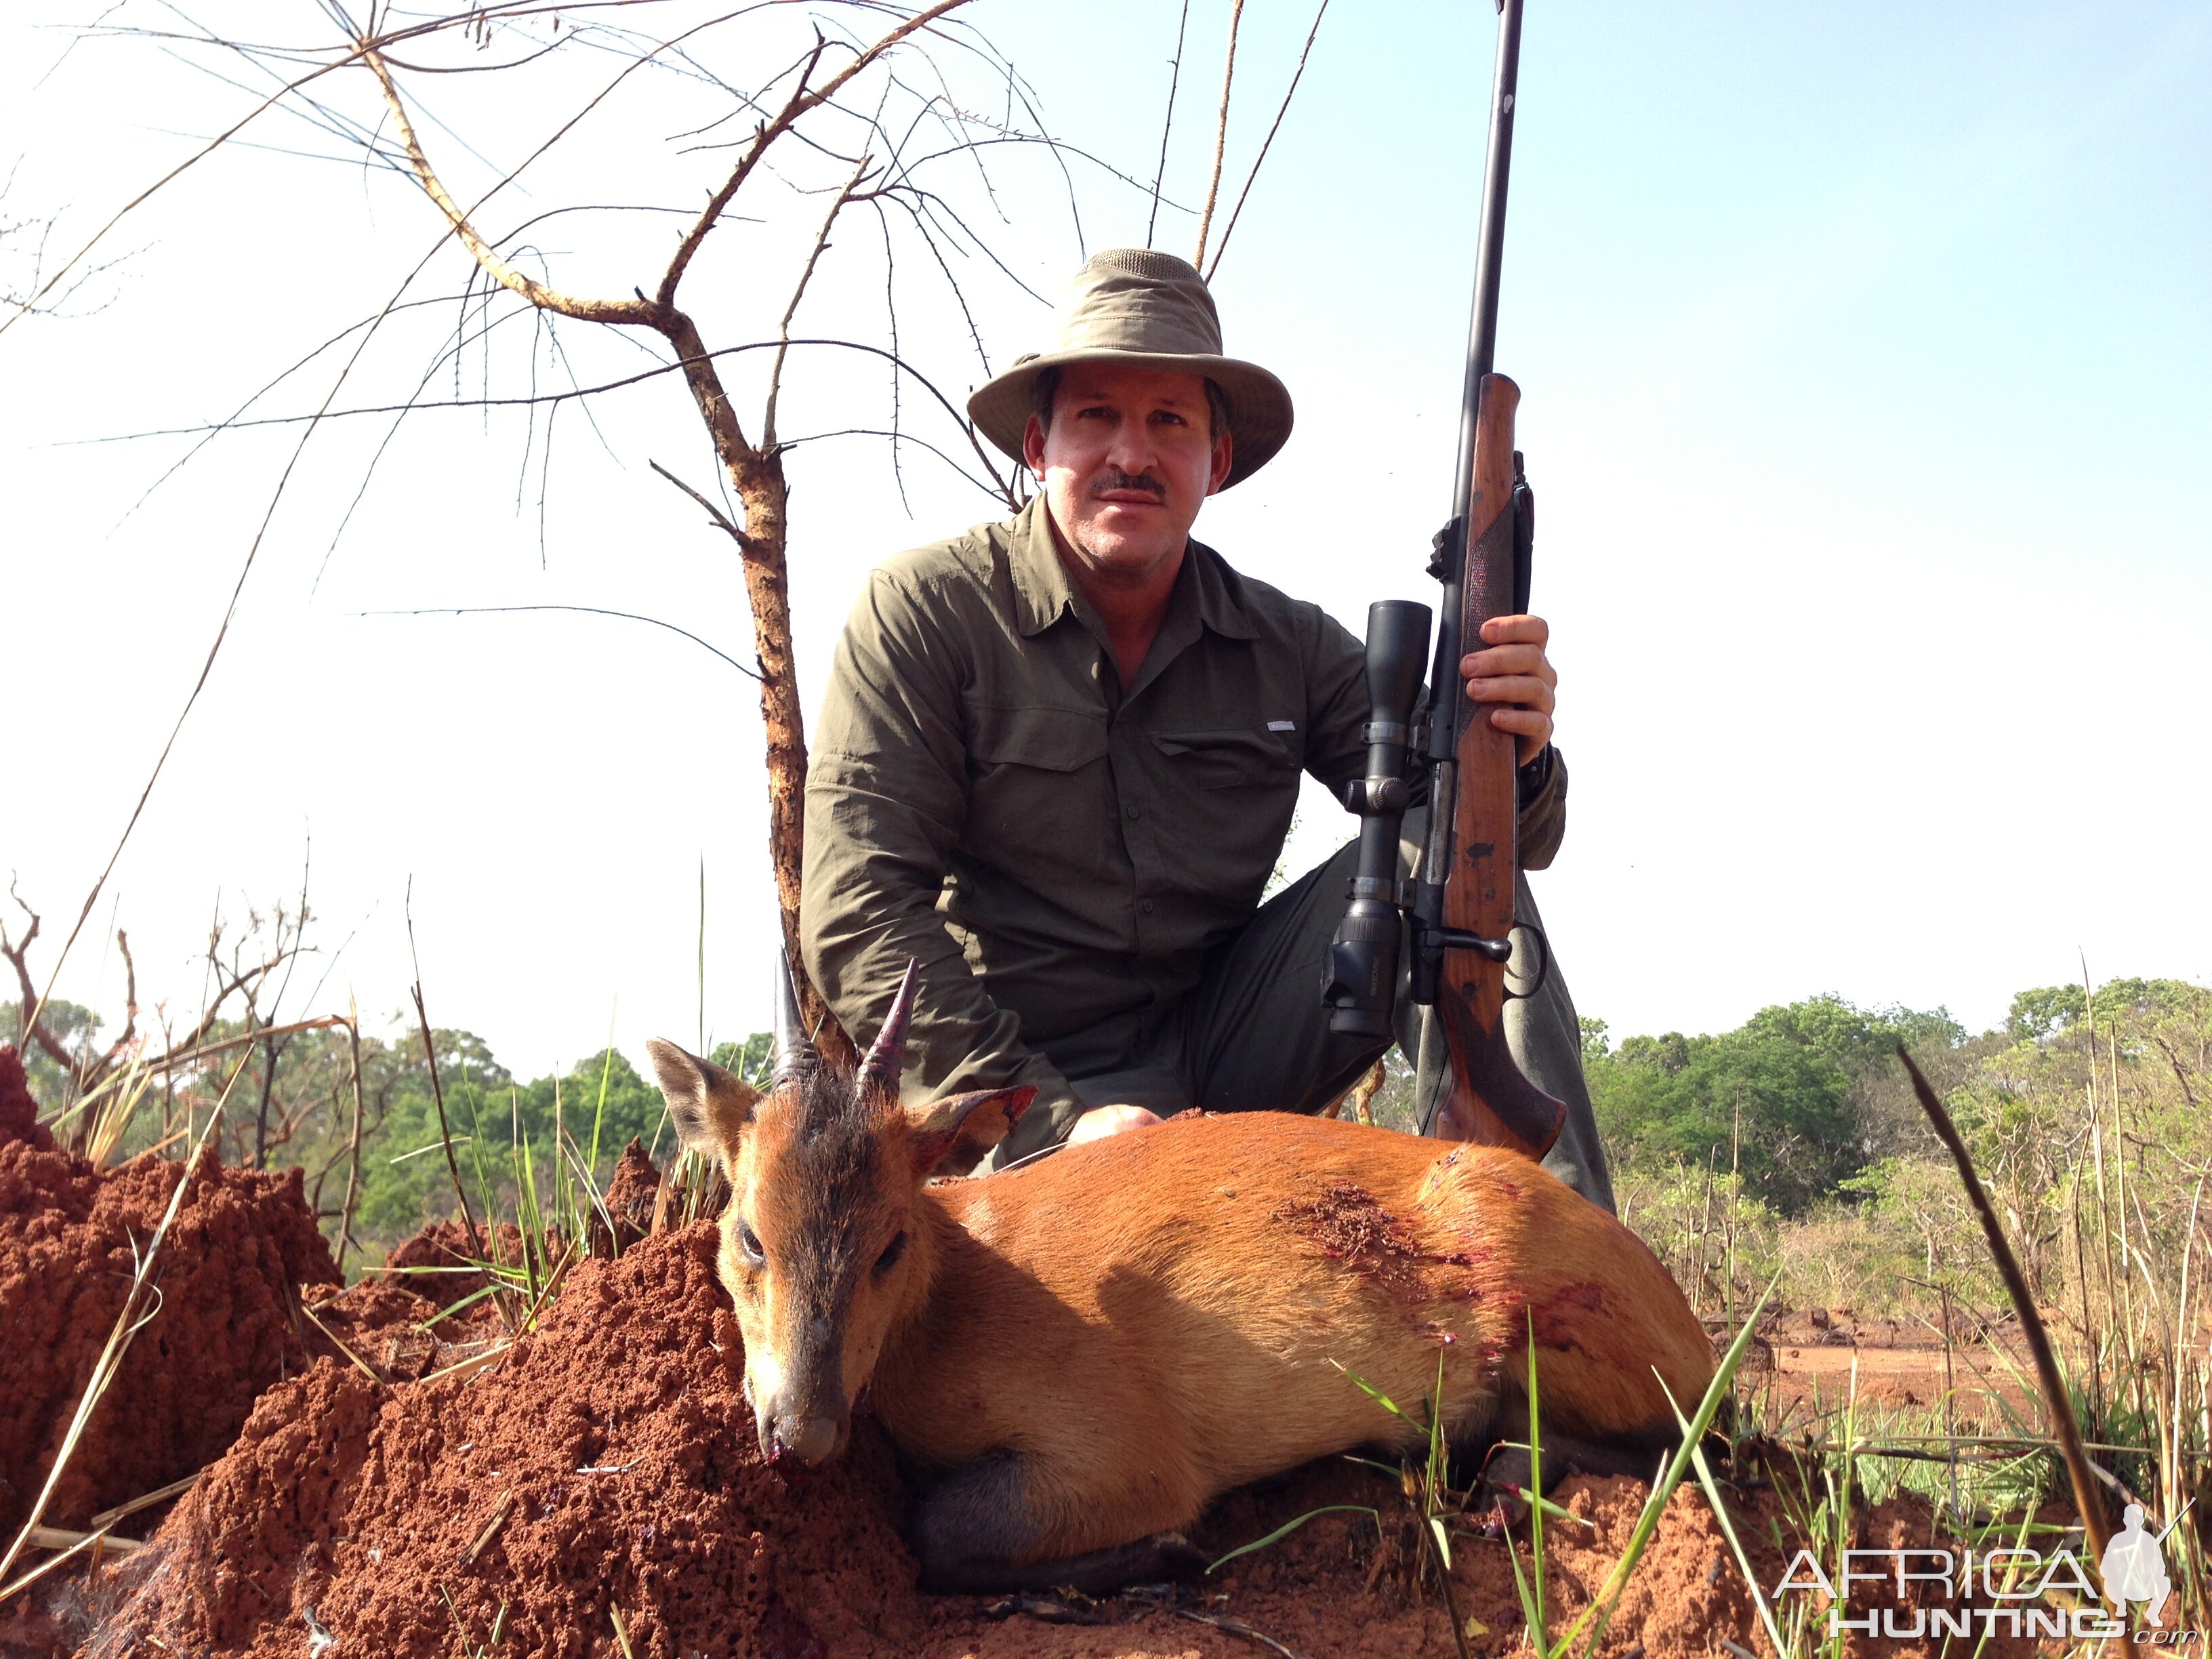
[{"xmin": 1004, "ymin": 495, "xmax": 1258, "ymax": 642}]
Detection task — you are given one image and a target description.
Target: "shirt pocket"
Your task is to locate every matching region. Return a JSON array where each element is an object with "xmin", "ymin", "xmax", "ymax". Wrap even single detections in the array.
[
  {"xmin": 1150, "ymin": 726, "xmax": 1300, "ymax": 790},
  {"xmin": 972, "ymin": 705, "xmax": 1110, "ymax": 773},
  {"xmin": 966, "ymin": 705, "xmax": 1113, "ymax": 867}
]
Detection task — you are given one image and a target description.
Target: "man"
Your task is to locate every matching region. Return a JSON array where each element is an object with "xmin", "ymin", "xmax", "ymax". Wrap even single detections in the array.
[{"xmin": 802, "ymin": 248, "xmax": 1611, "ymax": 1207}]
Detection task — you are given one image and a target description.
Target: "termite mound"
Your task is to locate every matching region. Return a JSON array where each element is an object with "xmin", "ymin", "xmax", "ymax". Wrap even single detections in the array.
[
  {"xmin": 0, "ymin": 1057, "xmax": 344, "ymax": 1542},
  {"xmin": 93, "ymin": 1224, "xmax": 920, "ymax": 1659}
]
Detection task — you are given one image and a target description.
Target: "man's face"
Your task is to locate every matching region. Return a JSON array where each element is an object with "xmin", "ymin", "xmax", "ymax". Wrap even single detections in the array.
[{"xmin": 1022, "ymin": 364, "xmax": 1233, "ymax": 591}]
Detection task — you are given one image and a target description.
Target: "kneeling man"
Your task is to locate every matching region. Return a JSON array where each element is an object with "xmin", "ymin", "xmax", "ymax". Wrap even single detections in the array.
[{"xmin": 802, "ymin": 249, "xmax": 1610, "ymax": 1206}]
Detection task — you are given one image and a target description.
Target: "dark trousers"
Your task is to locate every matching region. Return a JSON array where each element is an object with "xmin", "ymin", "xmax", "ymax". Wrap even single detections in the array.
[{"xmin": 996, "ymin": 811, "xmax": 1615, "ymax": 1213}]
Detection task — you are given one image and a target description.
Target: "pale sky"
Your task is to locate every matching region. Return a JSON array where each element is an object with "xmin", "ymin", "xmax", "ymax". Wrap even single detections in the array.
[{"xmin": 4, "ymin": 1, "xmax": 2207, "ymax": 1080}]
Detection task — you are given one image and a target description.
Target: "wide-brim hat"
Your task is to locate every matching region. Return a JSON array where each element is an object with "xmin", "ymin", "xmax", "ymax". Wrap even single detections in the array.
[{"xmin": 967, "ymin": 248, "xmax": 1292, "ymax": 489}]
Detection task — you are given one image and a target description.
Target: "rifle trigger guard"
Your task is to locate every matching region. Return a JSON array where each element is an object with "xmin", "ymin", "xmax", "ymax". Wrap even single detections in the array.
[{"xmin": 1502, "ymin": 922, "xmax": 1553, "ymax": 1004}]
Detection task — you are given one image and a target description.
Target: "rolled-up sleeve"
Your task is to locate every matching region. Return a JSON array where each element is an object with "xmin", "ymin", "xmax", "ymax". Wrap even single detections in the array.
[
  {"xmin": 800, "ymin": 570, "xmax": 1080, "ymax": 1128},
  {"xmin": 1517, "ymin": 746, "xmax": 1568, "ymax": 870}
]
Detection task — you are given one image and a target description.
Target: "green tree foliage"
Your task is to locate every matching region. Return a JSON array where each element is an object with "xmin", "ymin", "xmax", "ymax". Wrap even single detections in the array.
[
  {"xmin": 2004, "ymin": 977, "xmax": 2206, "ymax": 1044},
  {"xmin": 1, "ymin": 998, "xmax": 102, "ymax": 1105},
  {"xmin": 1607, "ymin": 977, "xmax": 2211, "ymax": 1325},
  {"xmin": 346, "ymin": 1030, "xmax": 773, "ymax": 1250},
  {"xmin": 1591, "ymin": 994, "xmax": 1964, "ymax": 1215}
]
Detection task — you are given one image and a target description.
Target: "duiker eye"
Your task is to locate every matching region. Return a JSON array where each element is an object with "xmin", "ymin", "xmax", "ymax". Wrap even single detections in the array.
[
  {"xmin": 874, "ymin": 1230, "xmax": 908, "ymax": 1276},
  {"xmin": 737, "ymin": 1220, "xmax": 766, "ymax": 1265}
]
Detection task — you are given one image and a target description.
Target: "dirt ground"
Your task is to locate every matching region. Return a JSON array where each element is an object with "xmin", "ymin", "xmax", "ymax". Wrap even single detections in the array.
[
  {"xmin": 1, "ymin": 1052, "xmax": 2062, "ymax": 1659},
  {"xmin": 1759, "ymin": 1306, "xmax": 2041, "ymax": 1425}
]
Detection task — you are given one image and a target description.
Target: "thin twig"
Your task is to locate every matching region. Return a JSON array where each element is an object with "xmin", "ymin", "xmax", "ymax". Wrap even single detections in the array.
[
  {"xmin": 335, "ymin": 1005, "xmax": 367, "ymax": 1276},
  {"xmin": 1175, "ymin": 1605, "xmax": 1309, "ymax": 1659},
  {"xmin": 1190, "ymin": 0, "xmax": 1244, "ymax": 272},
  {"xmin": 0, "ymin": 1523, "xmax": 123, "ymax": 1605},
  {"xmin": 299, "ymin": 1298, "xmax": 384, "ymax": 1385},
  {"xmin": 406, "ymin": 892, "xmax": 483, "ymax": 1259},
  {"xmin": 417, "ymin": 1340, "xmax": 512, "ymax": 1387},
  {"xmin": 1146, "ymin": 0, "xmax": 1191, "ymax": 247},
  {"xmin": 89, "ymin": 1471, "xmax": 202, "ymax": 1532},
  {"xmin": 23, "ymin": 1526, "xmax": 142, "ymax": 1555},
  {"xmin": 460, "ymin": 1488, "xmax": 516, "ymax": 1568},
  {"xmin": 1899, "ymin": 1048, "xmax": 2112, "ymax": 1563},
  {"xmin": 764, "ymin": 149, "xmax": 876, "ymax": 448},
  {"xmin": 1204, "ymin": 0, "xmax": 1331, "ymax": 283},
  {"xmin": 647, "ymin": 458, "xmax": 752, "ymax": 551},
  {"xmin": 359, "ymin": 605, "xmax": 762, "ymax": 682}
]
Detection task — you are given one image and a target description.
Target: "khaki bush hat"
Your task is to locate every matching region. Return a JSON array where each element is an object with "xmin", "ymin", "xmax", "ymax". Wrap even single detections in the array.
[{"xmin": 967, "ymin": 248, "xmax": 1293, "ymax": 489}]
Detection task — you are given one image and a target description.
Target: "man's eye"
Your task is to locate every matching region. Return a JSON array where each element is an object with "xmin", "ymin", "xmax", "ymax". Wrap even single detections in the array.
[{"xmin": 737, "ymin": 1221, "xmax": 766, "ymax": 1263}]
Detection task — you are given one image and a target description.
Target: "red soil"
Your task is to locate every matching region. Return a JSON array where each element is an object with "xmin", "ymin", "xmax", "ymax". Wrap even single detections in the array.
[
  {"xmin": 0, "ymin": 1044, "xmax": 54, "ymax": 1152},
  {"xmin": 382, "ymin": 1216, "xmax": 531, "ymax": 1309},
  {"xmin": 0, "ymin": 1134, "xmax": 342, "ymax": 1542},
  {"xmin": 96, "ymin": 1224, "xmax": 914, "ymax": 1659}
]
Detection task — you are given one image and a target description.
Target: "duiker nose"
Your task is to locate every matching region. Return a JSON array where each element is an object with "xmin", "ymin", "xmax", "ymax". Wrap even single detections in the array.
[{"xmin": 770, "ymin": 1412, "xmax": 841, "ymax": 1466}]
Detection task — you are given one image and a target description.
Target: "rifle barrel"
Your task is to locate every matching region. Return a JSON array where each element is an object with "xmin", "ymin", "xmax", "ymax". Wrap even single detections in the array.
[{"xmin": 1452, "ymin": 0, "xmax": 1525, "ymax": 515}]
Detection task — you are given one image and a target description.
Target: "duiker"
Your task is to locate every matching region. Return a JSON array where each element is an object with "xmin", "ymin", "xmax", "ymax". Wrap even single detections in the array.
[{"xmin": 648, "ymin": 962, "xmax": 1714, "ymax": 1595}]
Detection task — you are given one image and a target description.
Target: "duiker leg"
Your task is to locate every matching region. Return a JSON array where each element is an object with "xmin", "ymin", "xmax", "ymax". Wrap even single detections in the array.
[
  {"xmin": 911, "ymin": 1450, "xmax": 1206, "ymax": 1595},
  {"xmin": 1471, "ymin": 1397, "xmax": 1675, "ymax": 1524}
]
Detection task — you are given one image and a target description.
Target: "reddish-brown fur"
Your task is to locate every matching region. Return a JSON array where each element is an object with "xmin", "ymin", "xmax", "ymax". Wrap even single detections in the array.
[
  {"xmin": 648, "ymin": 1037, "xmax": 1712, "ymax": 1593},
  {"xmin": 878, "ymin": 1113, "xmax": 1711, "ymax": 1552}
]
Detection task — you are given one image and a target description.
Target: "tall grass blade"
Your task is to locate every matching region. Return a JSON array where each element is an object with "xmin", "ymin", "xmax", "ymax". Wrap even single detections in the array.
[
  {"xmin": 1206, "ymin": 1505, "xmax": 1379, "ymax": 1574},
  {"xmin": 1898, "ymin": 1047, "xmax": 2111, "ymax": 1564}
]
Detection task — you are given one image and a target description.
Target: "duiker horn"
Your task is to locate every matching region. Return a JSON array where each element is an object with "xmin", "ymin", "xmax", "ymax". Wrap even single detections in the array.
[
  {"xmin": 773, "ymin": 952, "xmax": 820, "ymax": 1086},
  {"xmin": 856, "ymin": 959, "xmax": 921, "ymax": 1103}
]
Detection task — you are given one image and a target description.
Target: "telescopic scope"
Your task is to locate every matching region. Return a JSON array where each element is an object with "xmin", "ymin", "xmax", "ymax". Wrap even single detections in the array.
[{"xmin": 1320, "ymin": 600, "xmax": 1433, "ymax": 1038}]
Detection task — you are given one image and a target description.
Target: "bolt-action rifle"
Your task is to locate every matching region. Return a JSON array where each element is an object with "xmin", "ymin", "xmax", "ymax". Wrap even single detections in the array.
[{"xmin": 1318, "ymin": 0, "xmax": 1567, "ymax": 1160}]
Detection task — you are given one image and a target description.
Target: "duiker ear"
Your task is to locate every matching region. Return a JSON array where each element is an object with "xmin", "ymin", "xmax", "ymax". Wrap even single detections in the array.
[
  {"xmin": 903, "ymin": 1085, "xmax": 1036, "ymax": 1177},
  {"xmin": 645, "ymin": 1038, "xmax": 760, "ymax": 1166}
]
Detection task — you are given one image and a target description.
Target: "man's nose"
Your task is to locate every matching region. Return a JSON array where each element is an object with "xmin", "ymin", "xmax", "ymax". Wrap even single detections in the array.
[{"xmin": 1101, "ymin": 420, "xmax": 1160, "ymax": 478}]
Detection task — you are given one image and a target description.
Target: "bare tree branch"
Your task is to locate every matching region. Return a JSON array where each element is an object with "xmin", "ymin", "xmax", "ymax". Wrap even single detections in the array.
[
  {"xmin": 657, "ymin": 3, "xmax": 969, "ymax": 306},
  {"xmin": 764, "ymin": 148, "xmax": 875, "ymax": 448},
  {"xmin": 1147, "ymin": 0, "xmax": 1192, "ymax": 248},
  {"xmin": 359, "ymin": 603, "xmax": 763, "ymax": 680},
  {"xmin": 1204, "ymin": 0, "xmax": 1330, "ymax": 283},
  {"xmin": 1, "ymin": 894, "xmax": 73, "ymax": 1074},
  {"xmin": 649, "ymin": 456, "xmax": 750, "ymax": 547},
  {"xmin": 363, "ymin": 43, "xmax": 655, "ymax": 325},
  {"xmin": 1190, "ymin": 0, "xmax": 1244, "ymax": 272}
]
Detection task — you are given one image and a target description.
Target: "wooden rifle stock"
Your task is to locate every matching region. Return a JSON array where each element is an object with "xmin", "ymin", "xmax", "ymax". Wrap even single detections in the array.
[{"xmin": 1428, "ymin": 373, "xmax": 1567, "ymax": 1160}]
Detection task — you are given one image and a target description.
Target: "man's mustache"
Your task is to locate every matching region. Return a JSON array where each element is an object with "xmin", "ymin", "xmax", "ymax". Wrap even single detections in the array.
[{"xmin": 1089, "ymin": 468, "xmax": 1166, "ymax": 501}]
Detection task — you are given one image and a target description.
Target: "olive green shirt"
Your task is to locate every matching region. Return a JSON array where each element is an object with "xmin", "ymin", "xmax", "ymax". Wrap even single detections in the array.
[{"xmin": 801, "ymin": 495, "xmax": 1567, "ymax": 1121}]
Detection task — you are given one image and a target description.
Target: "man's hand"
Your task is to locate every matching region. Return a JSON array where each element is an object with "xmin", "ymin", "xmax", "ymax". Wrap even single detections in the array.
[
  {"xmin": 1460, "ymin": 613, "xmax": 1557, "ymax": 767},
  {"xmin": 1066, "ymin": 1104, "xmax": 1164, "ymax": 1146}
]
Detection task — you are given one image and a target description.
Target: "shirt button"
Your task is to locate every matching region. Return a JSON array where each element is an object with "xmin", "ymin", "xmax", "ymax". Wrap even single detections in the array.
[
  {"xmin": 1141, "ymin": 899, "xmax": 1155, "ymax": 914},
  {"xmin": 1126, "ymin": 804, "xmax": 1141, "ymax": 820}
]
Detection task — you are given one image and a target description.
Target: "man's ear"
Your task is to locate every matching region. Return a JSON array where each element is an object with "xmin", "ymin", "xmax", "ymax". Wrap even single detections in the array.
[
  {"xmin": 645, "ymin": 1038, "xmax": 760, "ymax": 1166},
  {"xmin": 903, "ymin": 1085, "xmax": 1036, "ymax": 1177},
  {"xmin": 1207, "ymin": 427, "xmax": 1234, "ymax": 495}
]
